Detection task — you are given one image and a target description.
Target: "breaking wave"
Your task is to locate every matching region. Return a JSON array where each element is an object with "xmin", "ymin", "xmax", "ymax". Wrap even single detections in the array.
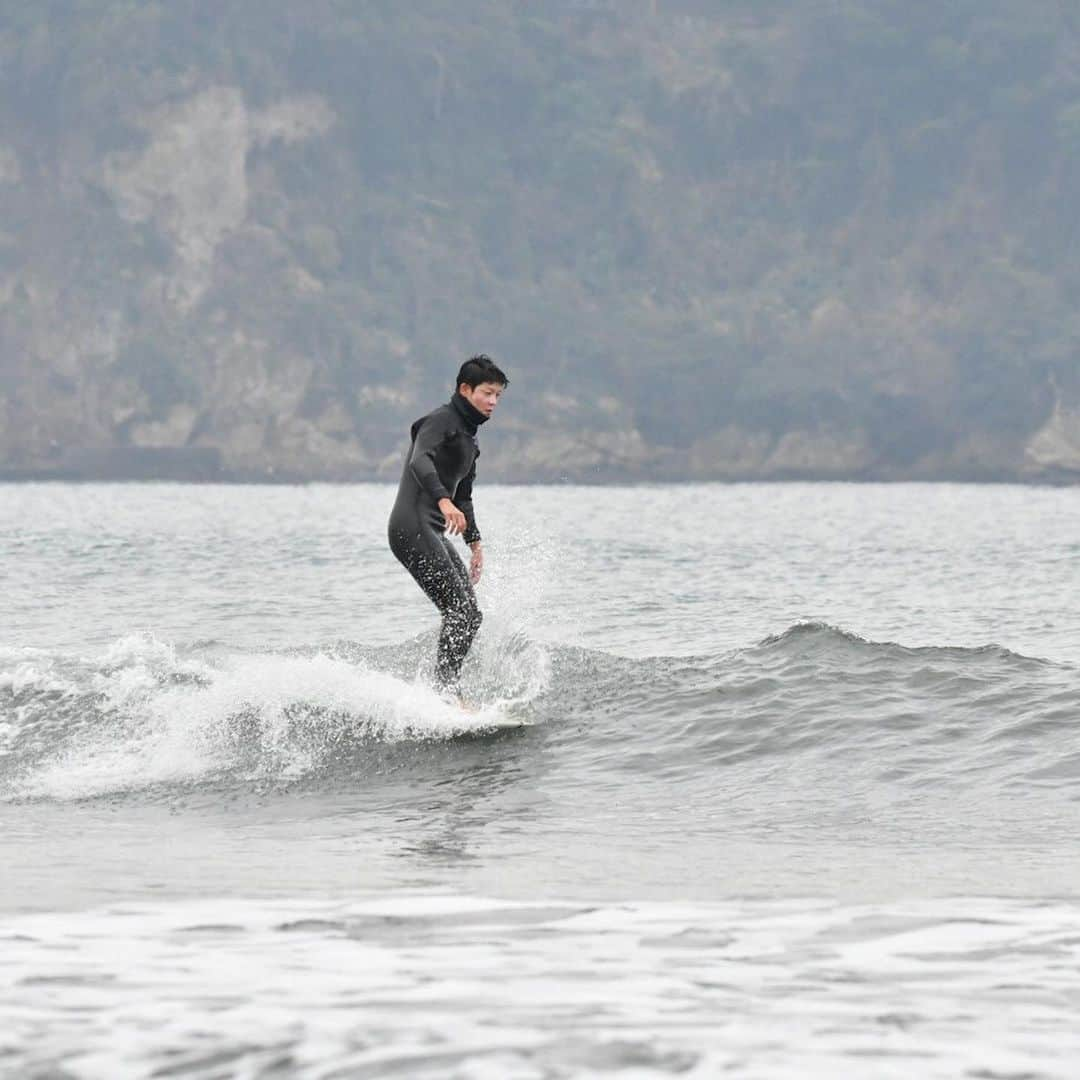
[{"xmin": 2, "ymin": 623, "xmax": 1077, "ymax": 803}]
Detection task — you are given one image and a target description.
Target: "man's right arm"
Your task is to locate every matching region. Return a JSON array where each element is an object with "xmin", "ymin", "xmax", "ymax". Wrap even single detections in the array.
[
  {"xmin": 409, "ymin": 416, "xmax": 467, "ymax": 533},
  {"xmin": 408, "ymin": 416, "xmax": 452, "ymax": 503}
]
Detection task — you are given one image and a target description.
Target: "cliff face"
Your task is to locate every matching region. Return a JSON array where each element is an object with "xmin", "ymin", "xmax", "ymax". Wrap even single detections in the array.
[
  {"xmin": 1, "ymin": 3, "xmax": 1078, "ymax": 483},
  {"xmin": 3, "ymin": 82, "xmax": 363, "ymax": 477}
]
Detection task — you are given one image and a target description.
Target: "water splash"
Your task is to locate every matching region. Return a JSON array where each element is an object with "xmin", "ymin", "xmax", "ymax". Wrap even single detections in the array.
[{"xmin": 1, "ymin": 632, "xmax": 549, "ymax": 802}]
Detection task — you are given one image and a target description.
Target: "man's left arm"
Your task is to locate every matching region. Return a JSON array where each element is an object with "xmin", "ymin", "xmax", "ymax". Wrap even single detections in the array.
[{"xmin": 455, "ymin": 463, "xmax": 483, "ymax": 584}]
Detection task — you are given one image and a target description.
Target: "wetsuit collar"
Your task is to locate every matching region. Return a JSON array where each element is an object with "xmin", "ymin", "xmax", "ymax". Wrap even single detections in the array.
[{"xmin": 451, "ymin": 391, "xmax": 488, "ymax": 432}]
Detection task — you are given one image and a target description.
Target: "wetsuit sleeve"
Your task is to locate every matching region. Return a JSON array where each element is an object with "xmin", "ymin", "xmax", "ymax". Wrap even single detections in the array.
[
  {"xmin": 455, "ymin": 460, "xmax": 481, "ymax": 544},
  {"xmin": 408, "ymin": 416, "xmax": 452, "ymax": 503}
]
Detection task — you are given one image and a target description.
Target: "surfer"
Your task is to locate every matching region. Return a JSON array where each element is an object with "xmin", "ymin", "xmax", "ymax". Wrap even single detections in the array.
[{"xmin": 387, "ymin": 355, "xmax": 508, "ymax": 697}]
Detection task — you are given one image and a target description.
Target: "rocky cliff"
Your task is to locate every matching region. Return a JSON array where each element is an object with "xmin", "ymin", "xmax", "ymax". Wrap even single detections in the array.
[{"xmin": 1, "ymin": 2, "xmax": 1078, "ymax": 483}]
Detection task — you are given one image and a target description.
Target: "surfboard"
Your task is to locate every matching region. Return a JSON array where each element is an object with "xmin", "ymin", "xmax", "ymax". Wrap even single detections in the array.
[
  {"xmin": 479, "ymin": 714, "xmax": 533, "ymax": 730},
  {"xmin": 453, "ymin": 702, "xmax": 532, "ymax": 730},
  {"xmin": 443, "ymin": 691, "xmax": 532, "ymax": 730}
]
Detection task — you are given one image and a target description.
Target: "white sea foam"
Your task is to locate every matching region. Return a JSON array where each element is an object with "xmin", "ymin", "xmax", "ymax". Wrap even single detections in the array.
[
  {"xmin": 0, "ymin": 658, "xmax": 78, "ymax": 696},
  {"xmin": 3, "ymin": 893, "xmax": 1079, "ymax": 1079}
]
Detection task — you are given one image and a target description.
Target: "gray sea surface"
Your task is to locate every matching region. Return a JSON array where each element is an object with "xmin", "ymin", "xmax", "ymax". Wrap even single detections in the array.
[{"xmin": 2, "ymin": 482, "xmax": 1079, "ymax": 1078}]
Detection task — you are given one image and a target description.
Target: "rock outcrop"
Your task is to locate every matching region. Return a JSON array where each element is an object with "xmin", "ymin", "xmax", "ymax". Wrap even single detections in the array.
[
  {"xmin": 1025, "ymin": 399, "xmax": 1080, "ymax": 476},
  {"xmin": 104, "ymin": 87, "xmax": 334, "ymax": 311}
]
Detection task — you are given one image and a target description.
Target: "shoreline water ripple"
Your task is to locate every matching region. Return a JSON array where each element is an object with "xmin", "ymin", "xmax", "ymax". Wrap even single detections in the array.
[{"xmin": 3, "ymin": 893, "xmax": 1079, "ymax": 1080}]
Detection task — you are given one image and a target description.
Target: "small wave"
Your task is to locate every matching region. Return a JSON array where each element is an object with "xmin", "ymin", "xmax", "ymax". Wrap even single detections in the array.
[
  {"xmin": 538, "ymin": 624, "xmax": 1080, "ymax": 796},
  {"xmin": 754, "ymin": 621, "xmax": 1050, "ymax": 668}
]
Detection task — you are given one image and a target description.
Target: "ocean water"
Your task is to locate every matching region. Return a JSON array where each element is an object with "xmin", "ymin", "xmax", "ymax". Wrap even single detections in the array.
[{"xmin": 2, "ymin": 481, "xmax": 1079, "ymax": 1078}]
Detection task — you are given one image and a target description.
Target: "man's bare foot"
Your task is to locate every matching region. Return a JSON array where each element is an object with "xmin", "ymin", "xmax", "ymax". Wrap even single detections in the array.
[{"xmin": 438, "ymin": 687, "xmax": 474, "ymax": 712}]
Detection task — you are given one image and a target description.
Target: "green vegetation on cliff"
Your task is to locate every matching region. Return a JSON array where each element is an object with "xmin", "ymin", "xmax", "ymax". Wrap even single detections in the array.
[{"xmin": 2, "ymin": 1, "xmax": 1080, "ymax": 479}]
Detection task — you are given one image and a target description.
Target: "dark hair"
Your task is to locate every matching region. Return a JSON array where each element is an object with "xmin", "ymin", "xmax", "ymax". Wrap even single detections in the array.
[{"xmin": 456, "ymin": 354, "xmax": 508, "ymax": 391}]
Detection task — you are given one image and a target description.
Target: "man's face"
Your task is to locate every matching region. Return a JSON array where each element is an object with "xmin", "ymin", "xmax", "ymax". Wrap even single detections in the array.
[{"xmin": 460, "ymin": 381, "xmax": 504, "ymax": 418}]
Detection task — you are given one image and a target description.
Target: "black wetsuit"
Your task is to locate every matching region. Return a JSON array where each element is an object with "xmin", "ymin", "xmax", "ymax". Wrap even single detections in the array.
[{"xmin": 388, "ymin": 393, "xmax": 487, "ymax": 688}]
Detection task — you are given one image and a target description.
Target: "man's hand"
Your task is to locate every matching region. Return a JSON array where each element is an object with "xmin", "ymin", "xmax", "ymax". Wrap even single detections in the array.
[
  {"xmin": 469, "ymin": 542, "xmax": 484, "ymax": 585},
  {"xmin": 438, "ymin": 498, "xmax": 467, "ymax": 535}
]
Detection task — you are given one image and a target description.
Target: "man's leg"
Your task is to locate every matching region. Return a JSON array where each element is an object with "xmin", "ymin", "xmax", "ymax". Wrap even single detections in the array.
[
  {"xmin": 391, "ymin": 528, "xmax": 482, "ymax": 689},
  {"xmin": 432, "ymin": 536, "xmax": 483, "ymax": 688}
]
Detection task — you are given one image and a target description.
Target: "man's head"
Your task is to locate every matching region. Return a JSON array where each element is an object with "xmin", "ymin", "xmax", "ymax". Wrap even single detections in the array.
[{"xmin": 456, "ymin": 354, "xmax": 508, "ymax": 419}]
